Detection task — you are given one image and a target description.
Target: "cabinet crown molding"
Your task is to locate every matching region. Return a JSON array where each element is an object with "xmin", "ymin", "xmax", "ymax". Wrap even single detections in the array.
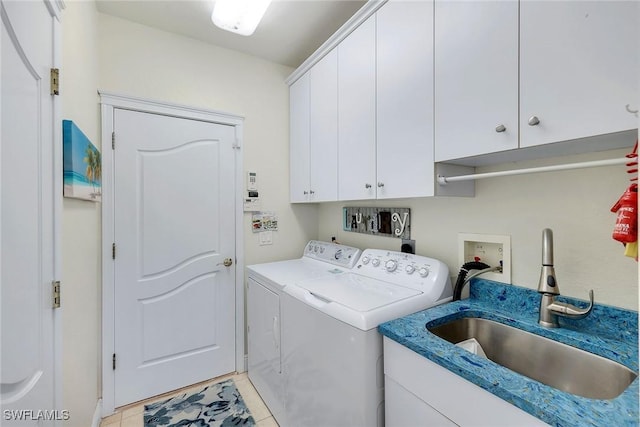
[{"xmin": 285, "ymin": 0, "xmax": 388, "ymax": 86}]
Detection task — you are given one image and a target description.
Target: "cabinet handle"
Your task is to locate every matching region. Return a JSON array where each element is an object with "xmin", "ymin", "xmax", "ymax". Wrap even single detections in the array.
[
  {"xmin": 626, "ymin": 104, "xmax": 639, "ymax": 116},
  {"xmin": 528, "ymin": 116, "xmax": 540, "ymax": 126},
  {"xmin": 365, "ymin": 183, "xmax": 372, "ymax": 189},
  {"xmin": 377, "ymin": 182, "xmax": 384, "ymax": 188},
  {"xmin": 495, "ymin": 124, "xmax": 506, "ymax": 133}
]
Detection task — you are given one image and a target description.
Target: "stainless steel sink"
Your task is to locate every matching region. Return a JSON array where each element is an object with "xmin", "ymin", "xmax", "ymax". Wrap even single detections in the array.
[{"xmin": 428, "ymin": 317, "xmax": 637, "ymax": 399}]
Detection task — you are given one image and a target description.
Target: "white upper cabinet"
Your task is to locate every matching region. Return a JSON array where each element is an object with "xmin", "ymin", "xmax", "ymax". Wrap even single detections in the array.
[
  {"xmin": 377, "ymin": 0, "xmax": 435, "ymax": 199},
  {"xmin": 338, "ymin": 15, "xmax": 377, "ymax": 201},
  {"xmin": 434, "ymin": 0, "xmax": 519, "ymax": 162},
  {"xmin": 289, "ymin": 50, "xmax": 338, "ymax": 203},
  {"xmin": 435, "ymin": 0, "xmax": 638, "ymax": 163},
  {"xmin": 520, "ymin": 0, "xmax": 639, "ymax": 148},
  {"xmin": 309, "ymin": 49, "xmax": 339, "ymax": 201},
  {"xmin": 289, "ymin": 73, "xmax": 310, "ymax": 203}
]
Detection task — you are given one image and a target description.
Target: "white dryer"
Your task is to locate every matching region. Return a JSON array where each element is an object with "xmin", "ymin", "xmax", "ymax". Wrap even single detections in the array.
[
  {"xmin": 282, "ymin": 249, "xmax": 452, "ymax": 427},
  {"xmin": 246, "ymin": 241, "xmax": 361, "ymax": 426}
]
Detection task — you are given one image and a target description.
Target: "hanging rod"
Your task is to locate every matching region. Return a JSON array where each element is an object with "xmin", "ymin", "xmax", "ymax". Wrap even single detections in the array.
[{"xmin": 437, "ymin": 158, "xmax": 628, "ymax": 185}]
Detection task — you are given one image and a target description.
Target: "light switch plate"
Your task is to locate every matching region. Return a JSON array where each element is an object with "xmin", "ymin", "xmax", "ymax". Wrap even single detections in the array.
[{"xmin": 259, "ymin": 231, "xmax": 273, "ymax": 246}]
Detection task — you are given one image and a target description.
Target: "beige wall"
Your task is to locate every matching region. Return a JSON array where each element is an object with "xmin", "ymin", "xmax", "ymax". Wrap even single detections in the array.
[
  {"xmin": 319, "ymin": 147, "xmax": 639, "ymax": 311},
  {"xmin": 96, "ymin": 13, "xmax": 318, "ymax": 265},
  {"xmin": 61, "ymin": 1, "xmax": 101, "ymax": 425}
]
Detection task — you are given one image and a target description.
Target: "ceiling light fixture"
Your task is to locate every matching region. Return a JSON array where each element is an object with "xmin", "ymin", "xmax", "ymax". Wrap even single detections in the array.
[{"xmin": 211, "ymin": 0, "xmax": 273, "ymax": 36}]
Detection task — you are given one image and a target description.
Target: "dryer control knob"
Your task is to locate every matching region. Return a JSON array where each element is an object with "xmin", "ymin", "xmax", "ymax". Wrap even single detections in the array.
[
  {"xmin": 418, "ymin": 267, "xmax": 430, "ymax": 278},
  {"xmin": 405, "ymin": 265, "xmax": 415, "ymax": 274},
  {"xmin": 361, "ymin": 256, "xmax": 370, "ymax": 265},
  {"xmin": 385, "ymin": 260, "xmax": 398, "ymax": 272},
  {"xmin": 372, "ymin": 258, "xmax": 381, "ymax": 267}
]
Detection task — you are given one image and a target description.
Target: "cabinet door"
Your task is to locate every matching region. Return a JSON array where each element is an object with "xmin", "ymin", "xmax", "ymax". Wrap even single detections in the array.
[
  {"xmin": 377, "ymin": 0, "xmax": 436, "ymax": 199},
  {"xmin": 520, "ymin": 1, "xmax": 639, "ymax": 147},
  {"xmin": 289, "ymin": 73, "xmax": 310, "ymax": 202},
  {"xmin": 309, "ymin": 49, "xmax": 338, "ymax": 202},
  {"xmin": 434, "ymin": 0, "xmax": 518, "ymax": 161},
  {"xmin": 338, "ymin": 15, "xmax": 377, "ymax": 201}
]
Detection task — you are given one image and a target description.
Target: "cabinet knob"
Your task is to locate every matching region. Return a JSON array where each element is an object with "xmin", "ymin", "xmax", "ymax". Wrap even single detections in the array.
[
  {"xmin": 495, "ymin": 124, "xmax": 506, "ymax": 133},
  {"xmin": 528, "ymin": 116, "xmax": 540, "ymax": 126},
  {"xmin": 626, "ymin": 104, "xmax": 639, "ymax": 117},
  {"xmin": 377, "ymin": 182, "xmax": 385, "ymax": 188},
  {"xmin": 365, "ymin": 183, "xmax": 372, "ymax": 189},
  {"xmin": 303, "ymin": 191, "xmax": 308, "ymax": 195},
  {"xmin": 309, "ymin": 190, "xmax": 315, "ymax": 195}
]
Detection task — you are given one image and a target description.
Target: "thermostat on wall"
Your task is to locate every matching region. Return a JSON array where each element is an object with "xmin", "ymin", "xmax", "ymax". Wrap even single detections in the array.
[{"xmin": 244, "ymin": 171, "xmax": 261, "ymax": 211}]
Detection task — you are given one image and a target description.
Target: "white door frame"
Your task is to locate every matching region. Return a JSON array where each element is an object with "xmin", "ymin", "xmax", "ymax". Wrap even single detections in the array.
[{"xmin": 99, "ymin": 92, "xmax": 245, "ymax": 416}]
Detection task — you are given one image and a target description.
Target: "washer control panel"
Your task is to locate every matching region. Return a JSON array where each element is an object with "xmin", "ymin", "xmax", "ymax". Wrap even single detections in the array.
[
  {"xmin": 304, "ymin": 240, "xmax": 361, "ymax": 269},
  {"xmin": 356, "ymin": 249, "xmax": 450, "ymax": 291}
]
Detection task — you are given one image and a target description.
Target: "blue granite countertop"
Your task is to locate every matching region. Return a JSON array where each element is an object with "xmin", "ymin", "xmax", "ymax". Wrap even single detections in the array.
[{"xmin": 378, "ymin": 279, "xmax": 639, "ymax": 426}]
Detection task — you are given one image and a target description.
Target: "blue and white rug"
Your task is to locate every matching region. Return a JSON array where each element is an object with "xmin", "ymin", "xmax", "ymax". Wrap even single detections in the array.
[{"xmin": 144, "ymin": 379, "xmax": 255, "ymax": 427}]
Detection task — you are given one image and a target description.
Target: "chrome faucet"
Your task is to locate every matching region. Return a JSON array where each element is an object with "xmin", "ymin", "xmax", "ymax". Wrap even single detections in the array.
[{"xmin": 537, "ymin": 228, "xmax": 594, "ymax": 328}]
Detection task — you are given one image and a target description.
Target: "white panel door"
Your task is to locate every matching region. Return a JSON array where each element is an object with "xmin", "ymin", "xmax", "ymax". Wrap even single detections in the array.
[
  {"xmin": 338, "ymin": 14, "xmax": 377, "ymax": 201},
  {"xmin": 1, "ymin": 0, "xmax": 60, "ymax": 425},
  {"xmin": 113, "ymin": 109, "xmax": 236, "ymax": 406},
  {"xmin": 434, "ymin": 0, "xmax": 518, "ymax": 161},
  {"xmin": 376, "ymin": 0, "xmax": 435, "ymax": 199},
  {"xmin": 520, "ymin": 0, "xmax": 639, "ymax": 147}
]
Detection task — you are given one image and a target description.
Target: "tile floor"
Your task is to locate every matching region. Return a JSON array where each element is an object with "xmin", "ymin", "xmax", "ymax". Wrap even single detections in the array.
[{"xmin": 99, "ymin": 372, "xmax": 277, "ymax": 427}]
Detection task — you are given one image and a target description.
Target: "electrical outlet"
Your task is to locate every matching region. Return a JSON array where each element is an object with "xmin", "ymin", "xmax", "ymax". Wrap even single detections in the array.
[{"xmin": 458, "ymin": 233, "xmax": 511, "ymax": 284}]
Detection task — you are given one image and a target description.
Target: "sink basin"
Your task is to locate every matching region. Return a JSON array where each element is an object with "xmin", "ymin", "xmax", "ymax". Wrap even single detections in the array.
[{"xmin": 428, "ymin": 317, "xmax": 637, "ymax": 399}]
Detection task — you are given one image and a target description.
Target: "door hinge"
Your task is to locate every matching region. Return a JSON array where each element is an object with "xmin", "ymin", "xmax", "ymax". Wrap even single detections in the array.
[
  {"xmin": 52, "ymin": 280, "xmax": 61, "ymax": 309},
  {"xmin": 111, "ymin": 132, "xmax": 115, "ymax": 150},
  {"xmin": 50, "ymin": 68, "xmax": 60, "ymax": 95},
  {"xmin": 112, "ymin": 243, "xmax": 116, "ymax": 260},
  {"xmin": 112, "ymin": 353, "xmax": 116, "ymax": 370}
]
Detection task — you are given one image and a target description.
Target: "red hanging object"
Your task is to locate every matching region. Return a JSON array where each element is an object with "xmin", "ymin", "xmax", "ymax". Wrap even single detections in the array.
[
  {"xmin": 611, "ymin": 141, "xmax": 639, "ymax": 244},
  {"xmin": 611, "ymin": 183, "xmax": 638, "ymax": 243}
]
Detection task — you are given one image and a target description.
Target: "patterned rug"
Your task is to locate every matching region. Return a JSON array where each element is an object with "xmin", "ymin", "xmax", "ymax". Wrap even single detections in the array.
[{"xmin": 143, "ymin": 379, "xmax": 255, "ymax": 426}]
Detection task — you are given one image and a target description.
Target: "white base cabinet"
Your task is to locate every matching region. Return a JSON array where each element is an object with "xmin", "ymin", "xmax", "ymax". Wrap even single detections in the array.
[{"xmin": 383, "ymin": 337, "xmax": 548, "ymax": 427}]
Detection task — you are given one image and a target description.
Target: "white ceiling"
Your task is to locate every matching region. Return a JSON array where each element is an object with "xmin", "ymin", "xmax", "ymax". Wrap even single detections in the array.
[{"xmin": 95, "ymin": 0, "xmax": 367, "ymax": 69}]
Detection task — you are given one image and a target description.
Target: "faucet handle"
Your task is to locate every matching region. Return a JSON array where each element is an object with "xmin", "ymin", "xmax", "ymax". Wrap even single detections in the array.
[{"xmin": 548, "ymin": 290, "xmax": 594, "ymax": 320}]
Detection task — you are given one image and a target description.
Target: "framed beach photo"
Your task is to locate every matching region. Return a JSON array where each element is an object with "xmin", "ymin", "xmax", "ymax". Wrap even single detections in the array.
[{"xmin": 63, "ymin": 120, "xmax": 102, "ymax": 202}]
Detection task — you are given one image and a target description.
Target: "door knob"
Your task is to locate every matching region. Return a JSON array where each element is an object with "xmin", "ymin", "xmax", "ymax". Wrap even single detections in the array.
[{"xmin": 223, "ymin": 258, "xmax": 233, "ymax": 267}]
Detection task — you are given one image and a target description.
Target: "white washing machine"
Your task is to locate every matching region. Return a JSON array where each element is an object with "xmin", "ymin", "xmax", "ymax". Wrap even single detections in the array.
[
  {"xmin": 282, "ymin": 249, "xmax": 452, "ymax": 427},
  {"xmin": 246, "ymin": 241, "xmax": 361, "ymax": 426}
]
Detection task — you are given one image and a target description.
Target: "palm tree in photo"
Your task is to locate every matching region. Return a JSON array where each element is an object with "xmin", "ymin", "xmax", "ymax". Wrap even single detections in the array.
[{"xmin": 84, "ymin": 145, "xmax": 101, "ymax": 198}]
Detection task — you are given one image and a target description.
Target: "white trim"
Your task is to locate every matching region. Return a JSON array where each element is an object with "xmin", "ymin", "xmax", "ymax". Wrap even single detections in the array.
[
  {"xmin": 285, "ymin": 0, "xmax": 388, "ymax": 86},
  {"xmin": 91, "ymin": 399, "xmax": 103, "ymax": 427},
  {"xmin": 99, "ymin": 92, "xmax": 245, "ymax": 415},
  {"xmin": 50, "ymin": 0, "xmax": 64, "ymax": 423},
  {"xmin": 98, "ymin": 91, "xmax": 244, "ymax": 125}
]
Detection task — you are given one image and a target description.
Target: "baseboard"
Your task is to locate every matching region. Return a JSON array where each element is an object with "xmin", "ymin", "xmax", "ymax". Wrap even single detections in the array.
[
  {"xmin": 91, "ymin": 399, "xmax": 103, "ymax": 427},
  {"xmin": 242, "ymin": 354, "xmax": 248, "ymax": 373}
]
